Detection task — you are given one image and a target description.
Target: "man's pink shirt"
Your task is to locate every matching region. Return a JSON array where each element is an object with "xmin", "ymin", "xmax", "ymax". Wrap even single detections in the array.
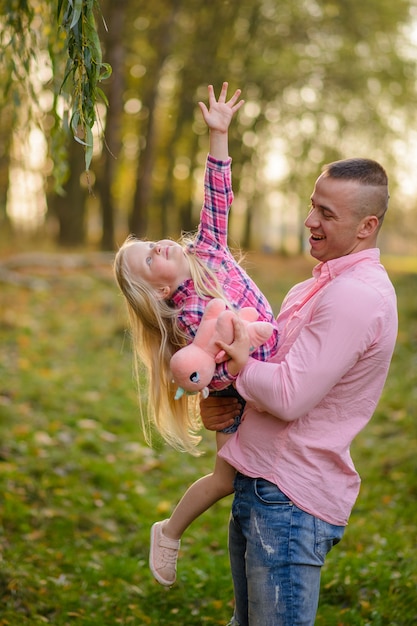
[{"xmin": 220, "ymin": 249, "xmax": 398, "ymax": 526}]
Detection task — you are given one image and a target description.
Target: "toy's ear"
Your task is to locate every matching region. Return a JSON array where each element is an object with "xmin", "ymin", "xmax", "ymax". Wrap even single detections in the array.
[{"xmin": 203, "ymin": 298, "xmax": 227, "ymax": 320}]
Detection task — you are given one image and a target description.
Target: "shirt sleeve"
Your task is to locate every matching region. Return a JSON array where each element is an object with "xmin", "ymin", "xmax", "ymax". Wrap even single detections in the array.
[
  {"xmin": 195, "ymin": 155, "xmax": 233, "ymax": 250},
  {"xmin": 236, "ymin": 279, "xmax": 386, "ymax": 420},
  {"xmin": 208, "ymin": 360, "xmax": 238, "ymax": 390}
]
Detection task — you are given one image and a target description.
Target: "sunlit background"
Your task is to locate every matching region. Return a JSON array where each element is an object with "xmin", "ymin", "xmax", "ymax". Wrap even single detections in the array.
[{"xmin": 2, "ymin": 1, "xmax": 417, "ymax": 256}]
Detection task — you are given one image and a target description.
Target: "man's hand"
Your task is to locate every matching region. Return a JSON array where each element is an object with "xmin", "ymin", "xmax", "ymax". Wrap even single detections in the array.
[
  {"xmin": 216, "ymin": 315, "xmax": 252, "ymax": 377},
  {"xmin": 200, "ymin": 395, "xmax": 242, "ymax": 431}
]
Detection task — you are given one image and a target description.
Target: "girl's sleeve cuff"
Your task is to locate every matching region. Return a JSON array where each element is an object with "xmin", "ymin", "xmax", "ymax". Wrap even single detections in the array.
[{"xmin": 207, "ymin": 154, "xmax": 232, "ymax": 167}]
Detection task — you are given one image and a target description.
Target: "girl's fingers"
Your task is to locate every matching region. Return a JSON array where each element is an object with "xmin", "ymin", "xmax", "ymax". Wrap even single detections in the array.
[
  {"xmin": 227, "ymin": 88, "xmax": 241, "ymax": 105},
  {"xmin": 198, "ymin": 101, "xmax": 209, "ymax": 116},
  {"xmin": 227, "ymin": 90, "xmax": 244, "ymax": 113},
  {"xmin": 206, "ymin": 84, "xmax": 216, "ymax": 106},
  {"xmin": 218, "ymin": 81, "xmax": 228, "ymax": 102},
  {"xmin": 203, "ymin": 83, "xmax": 244, "ymax": 117},
  {"xmin": 232, "ymin": 98, "xmax": 245, "ymax": 113}
]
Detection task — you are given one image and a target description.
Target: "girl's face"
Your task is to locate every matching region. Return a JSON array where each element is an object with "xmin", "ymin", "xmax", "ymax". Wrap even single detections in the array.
[{"xmin": 124, "ymin": 240, "xmax": 191, "ymax": 298}]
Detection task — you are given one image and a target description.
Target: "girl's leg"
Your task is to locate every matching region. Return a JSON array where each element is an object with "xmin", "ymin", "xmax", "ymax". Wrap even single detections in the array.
[
  {"xmin": 149, "ymin": 432, "xmax": 235, "ymax": 585},
  {"xmin": 166, "ymin": 431, "xmax": 234, "ymax": 538}
]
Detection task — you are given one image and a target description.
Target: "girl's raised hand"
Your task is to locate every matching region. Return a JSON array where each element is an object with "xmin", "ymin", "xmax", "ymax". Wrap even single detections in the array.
[{"xmin": 198, "ymin": 82, "xmax": 244, "ymax": 133}]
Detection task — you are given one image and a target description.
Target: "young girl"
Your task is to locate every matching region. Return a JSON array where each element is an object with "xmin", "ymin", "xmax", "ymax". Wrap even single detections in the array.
[{"xmin": 114, "ymin": 82, "xmax": 279, "ymax": 586}]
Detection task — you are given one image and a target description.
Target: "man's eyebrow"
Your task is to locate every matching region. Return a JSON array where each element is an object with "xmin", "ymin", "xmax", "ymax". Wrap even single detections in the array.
[
  {"xmin": 311, "ymin": 199, "xmax": 335, "ymax": 214},
  {"xmin": 320, "ymin": 204, "xmax": 334, "ymax": 213}
]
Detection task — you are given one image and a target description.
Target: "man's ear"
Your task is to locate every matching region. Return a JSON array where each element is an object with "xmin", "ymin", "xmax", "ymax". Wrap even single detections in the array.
[
  {"xmin": 155, "ymin": 286, "xmax": 171, "ymax": 300},
  {"xmin": 357, "ymin": 215, "xmax": 379, "ymax": 239}
]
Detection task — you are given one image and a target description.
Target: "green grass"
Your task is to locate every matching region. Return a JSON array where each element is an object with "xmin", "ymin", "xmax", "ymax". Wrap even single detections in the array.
[{"xmin": 0, "ymin": 252, "xmax": 416, "ymax": 625}]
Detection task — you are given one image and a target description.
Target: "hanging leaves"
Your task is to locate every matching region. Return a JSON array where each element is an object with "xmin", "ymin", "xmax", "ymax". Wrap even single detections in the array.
[
  {"xmin": 58, "ymin": 0, "xmax": 112, "ymax": 171},
  {"xmin": 0, "ymin": 1, "xmax": 37, "ymax": 109}
]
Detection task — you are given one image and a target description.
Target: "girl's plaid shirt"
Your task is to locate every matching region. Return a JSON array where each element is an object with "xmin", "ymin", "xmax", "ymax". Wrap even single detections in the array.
[{"xmin": 170, "ymin": 155, "xmax": 279, "ymax": 390}]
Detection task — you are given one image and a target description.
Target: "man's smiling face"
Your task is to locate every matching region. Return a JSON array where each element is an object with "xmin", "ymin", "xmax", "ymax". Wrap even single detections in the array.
[{"xmin": 305, "ymin": 174, "xmax": 368, "ymax": 263}]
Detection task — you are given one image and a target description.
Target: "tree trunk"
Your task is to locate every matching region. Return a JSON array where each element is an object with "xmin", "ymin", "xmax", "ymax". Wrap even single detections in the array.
[
  {"xmin": 51, "ymin": 139, "xmax": 88, "ymax": 246},
  {"xmin": 0, "ymin": 109, "xmax": 12, "ymax": 238},
  {"xmin": 95, "ymin": 0, "xmax": 127, "ymax": 251},
  {"xmin": 129, "ymin": 5, "xmax": 178, "ymax": 237}
]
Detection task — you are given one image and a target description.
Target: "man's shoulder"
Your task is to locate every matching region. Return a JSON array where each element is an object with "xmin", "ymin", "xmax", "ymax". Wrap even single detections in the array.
[{"xmin": 325, "ymin": 267, "xmax": 396, "ymax": 316}]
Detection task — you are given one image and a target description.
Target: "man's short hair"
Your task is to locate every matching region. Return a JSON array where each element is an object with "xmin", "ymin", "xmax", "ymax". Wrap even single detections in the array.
[
  {"xmin": 322, "ymin": 158, "xmax": 388, "ymax": 187},
  {"xmin": 322, "ymin": 158, "xmax": 389, "ymax": 222}
]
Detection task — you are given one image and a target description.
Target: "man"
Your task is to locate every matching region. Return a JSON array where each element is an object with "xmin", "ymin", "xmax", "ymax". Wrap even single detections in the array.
[{"xmin": 201, "ymin": 158, "xmax": 398, "ymax": 626}]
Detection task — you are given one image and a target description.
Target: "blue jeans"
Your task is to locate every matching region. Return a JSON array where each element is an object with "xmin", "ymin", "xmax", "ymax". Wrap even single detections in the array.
[{"xmin": 227, "ymin": 473, "xmax": 345, "ymax": 626}]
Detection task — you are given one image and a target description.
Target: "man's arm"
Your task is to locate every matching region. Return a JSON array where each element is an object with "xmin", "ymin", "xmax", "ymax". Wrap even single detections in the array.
[{"xmin": 215, "ymin": 278, "xmax": 387, "ymax": 422}]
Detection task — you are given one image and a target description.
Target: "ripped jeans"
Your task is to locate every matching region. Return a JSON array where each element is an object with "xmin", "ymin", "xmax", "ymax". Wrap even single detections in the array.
[{"xmin": 227, "ymin": 473, "xmax": 345, "ymax": 626}]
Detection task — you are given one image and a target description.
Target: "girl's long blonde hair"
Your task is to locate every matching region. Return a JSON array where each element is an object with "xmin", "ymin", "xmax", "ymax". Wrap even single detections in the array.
[{"xmin": 114, "ymin": 234, "xmax": 233, "ymax": 455}]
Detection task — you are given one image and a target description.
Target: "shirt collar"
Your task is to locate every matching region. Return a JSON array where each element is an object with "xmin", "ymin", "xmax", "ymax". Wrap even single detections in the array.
[
  {"xmin": 169, "ymin": 279, "xmax": 194, "ymax": 307},
  {"xmin": 312, "ymin": 248, "xmax": 381, "ymax": 281}
]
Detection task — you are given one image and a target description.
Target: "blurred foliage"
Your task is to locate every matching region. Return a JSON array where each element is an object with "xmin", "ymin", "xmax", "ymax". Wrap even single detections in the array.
[
  {"xmin": 1, "ymin": 0, "xmax": 111, "ymax": 189},
  {"xmin": 0, "ymin": 0, "xmax": 37, "ymax": 107},
  {"xmin": 1, "ymin": 0, "xmax": 417, "ymax": 251}
]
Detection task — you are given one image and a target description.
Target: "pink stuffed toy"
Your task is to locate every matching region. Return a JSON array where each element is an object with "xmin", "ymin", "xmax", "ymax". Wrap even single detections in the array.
[{"xmin": 170, "ymin": 298, "xmax": 274, "ymax": 399}]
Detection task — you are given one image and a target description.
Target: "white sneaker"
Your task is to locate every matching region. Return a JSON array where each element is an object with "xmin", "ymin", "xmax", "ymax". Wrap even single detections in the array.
[{"xmin": 149, "ymin": 520, "xmax": 180, "ymax": 586}]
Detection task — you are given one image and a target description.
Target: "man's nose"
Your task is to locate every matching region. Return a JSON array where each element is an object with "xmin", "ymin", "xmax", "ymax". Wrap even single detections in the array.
[{"xmin": 305, "ymin": 208, "xmax": 318, "ymax": 227}]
